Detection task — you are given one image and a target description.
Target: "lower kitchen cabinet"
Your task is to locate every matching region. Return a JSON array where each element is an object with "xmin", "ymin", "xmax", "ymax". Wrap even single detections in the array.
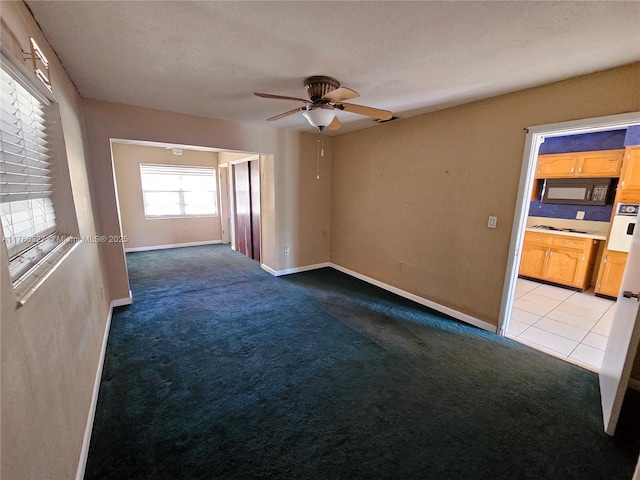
[
  {"xmin": 595, "ymin": 250, "xmax": 628, "ymax": 298},
  {"xmin": 544, "ymin": 248, "xmax": 584, "ymax": 286},
  {"xmin": 519, "ymin": 232, "xmax": 600, "ymax": 291},
  {"xmin": 519, "ymin": 243, "xmax": 547, "ymax": 278}
]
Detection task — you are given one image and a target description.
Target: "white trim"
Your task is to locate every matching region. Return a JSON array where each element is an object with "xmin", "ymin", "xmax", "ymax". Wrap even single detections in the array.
[
  {"xmin": 124, "ymin": 240, "xmax": 221, "ymax": 253},
  {"xmin": 75, "ymin": 300, "xmax": 115, "ymax": 480},
  {"xmin": 229, "ymin": 154, "xmax": 259, "ymax": 165},
  {"xmin": 260, "ymin": 264, "xmax": 277, "ymax": 276},
  {"xmin": 111, "ymin": 290, "xmax": 133, "ymax": 307},
  {"xmin": 330, "ymin": 263, "xmax": 497, "ymax": 333},
  {"xmin": 498, "ymin": 112, "xmax": 640, "ymax": 336},
  {"xmin": 261, "ymin": 262, "xmax": 330, "ymax": 277}
]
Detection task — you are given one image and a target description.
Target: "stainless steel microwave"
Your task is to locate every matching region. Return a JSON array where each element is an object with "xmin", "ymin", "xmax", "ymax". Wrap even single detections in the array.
[{"xmin": 541, "ymin": 178, "xmax": 615, "ymax": 206}]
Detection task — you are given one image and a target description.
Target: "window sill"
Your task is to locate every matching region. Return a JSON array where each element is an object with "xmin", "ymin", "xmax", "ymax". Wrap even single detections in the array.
[{"xmin": 13, "ymin": 236, "xmax": 80, "ymax": 307}]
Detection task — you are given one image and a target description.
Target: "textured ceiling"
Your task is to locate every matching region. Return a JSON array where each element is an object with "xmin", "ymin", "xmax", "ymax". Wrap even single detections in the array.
[{"xmin": 26, "ymin": 1, "xmax": 640, "ymax": 134}]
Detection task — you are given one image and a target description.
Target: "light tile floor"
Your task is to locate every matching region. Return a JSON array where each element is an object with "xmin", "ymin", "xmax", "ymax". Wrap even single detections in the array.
[{"xmin": 506, "ymin": 278, "xmax": 616, "ymax": 372}]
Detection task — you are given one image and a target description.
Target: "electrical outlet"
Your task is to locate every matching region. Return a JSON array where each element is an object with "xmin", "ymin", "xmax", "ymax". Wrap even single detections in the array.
[
  {"xmin": 488, "ymin": 216, "xmax": 497, "ymax": 229},
  {"xmin": 284, "ymin": 247, "xmax": 290, "ymax": 255},
  {"xmin": 576, "ymin": 211, "xmax": 585, "ymax": 220}
]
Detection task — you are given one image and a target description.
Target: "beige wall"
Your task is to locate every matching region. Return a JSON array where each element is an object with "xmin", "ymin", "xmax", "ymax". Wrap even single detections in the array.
[
  {"xmin": 331, "ymin": 63, "xmax": 640, "ymax": 327},
  {"xmin": 83, "ymin": 100, "xmax": 333, "ymax": 300},
  {"xmin": 112, "ymin": 143, "xmax": 222, "ymax": 250},
  {"xmin": 1, "ymin": 2, "xmax": 112, "ymax": 479}
]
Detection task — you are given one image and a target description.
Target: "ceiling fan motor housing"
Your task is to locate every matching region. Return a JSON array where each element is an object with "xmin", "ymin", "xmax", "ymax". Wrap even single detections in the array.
[{"xmin": 304, "ymin": 76, "xmax": 340, "ymax": 102}]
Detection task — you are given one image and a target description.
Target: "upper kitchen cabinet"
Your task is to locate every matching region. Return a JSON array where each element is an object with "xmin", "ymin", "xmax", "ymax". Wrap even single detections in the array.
[
  {"xmin": 618, "ymin": 146, "xmax": 640, "ymax": 202},
  {"xmin": 536, "ymin": 149, "xmax": 624, "ymax": 179},
  {"xmin": 536, "ymin": 153, "xmax": 575, "ymax": 178}
]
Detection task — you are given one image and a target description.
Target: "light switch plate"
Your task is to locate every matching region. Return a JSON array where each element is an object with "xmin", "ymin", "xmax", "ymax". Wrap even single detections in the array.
[
  {"xmin": 576, "ymin": 211, "xmax": 585, "ymax": 220},
  {"xmin": 488, "ymin": 216, "xmax": 497, "ymax": 229}
]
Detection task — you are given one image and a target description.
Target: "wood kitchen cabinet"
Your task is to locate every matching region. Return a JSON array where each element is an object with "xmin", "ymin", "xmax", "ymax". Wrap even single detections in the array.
[
  {"xmin": 595, "ymin": 250, "xmax": 628, "ymax": 298},
  {"xmin": 593, "ymin": 146, "xmax": 640, "ymax": 297},
  {"xmin": 518, "ymin": 231, "xmax": 600, "ymax": 291},
  {"xmin": 536, "ymin": 149, "xmax": 623, "ymax": 179},
  {"xmin": 520, "ymin": 243, "xmax": 547, "ymax": 278},
  {"xmin": 617, "ymin": 146, "xmax": 640, "ymax": 202}
]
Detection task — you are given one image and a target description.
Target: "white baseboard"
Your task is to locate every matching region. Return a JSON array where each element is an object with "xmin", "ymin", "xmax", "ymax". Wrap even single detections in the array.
[
  {"xmin": 76, "ymin": 300, "xmax": 115, "ymax": 480},
  {"xmin": 329, "ymin": 263, "xmax": 497, "ymax": 333},
  {"xmin": 125, "ymin": 240, "xmax": 221, "ymax": 253},
  {"xmin": 261, "ymin": 262, "xmax": 330, "ymax": 277},
  {"xmin": 260, "ymin": 264, "xmax": 277, "ymax": 276},
  {"xmin": 112, "ymin": 290, "xmax": 133, "ymax": 307}
]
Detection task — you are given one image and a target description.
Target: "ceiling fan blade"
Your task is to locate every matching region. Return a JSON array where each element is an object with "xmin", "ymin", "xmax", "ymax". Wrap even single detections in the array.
[
  {"xmin": 267, "ymin": 107, "xmax": 305, "ymax": 121},
  {"xmin": 322, "ymin": 87, "xmax": 359, "ymax": 103},
  {"xmin": 255, "ymin": 92, "xmax": 310, "ymax": 103},
  {"xmin": 326, "ymin": 116, "xmax": 341, "ymax": 131},
  {"xmin": 338, "ymin": 102, "xmax": 393, "ymax": 121}
]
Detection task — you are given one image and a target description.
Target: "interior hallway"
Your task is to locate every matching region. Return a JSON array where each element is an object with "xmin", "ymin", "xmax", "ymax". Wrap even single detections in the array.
[{"xmin": 507, "ymin": 278, "xmax": 616, "ymax": 372}]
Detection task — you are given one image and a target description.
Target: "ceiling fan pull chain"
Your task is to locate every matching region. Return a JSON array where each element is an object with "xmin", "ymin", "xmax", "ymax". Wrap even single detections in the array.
[{"xmin": 317, "ymin": 139, "xmax": 322, "ymax": 180}]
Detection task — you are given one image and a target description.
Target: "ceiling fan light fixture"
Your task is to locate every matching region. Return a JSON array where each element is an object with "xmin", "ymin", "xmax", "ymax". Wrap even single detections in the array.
[{"xmin": 303, "ymin": 108, "xmax": 336, "ymax": 131}]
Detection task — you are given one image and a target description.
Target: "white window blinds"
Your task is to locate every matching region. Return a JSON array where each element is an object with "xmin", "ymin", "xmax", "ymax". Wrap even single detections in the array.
[
  {"xmin": 1, "ymin": 65, "xmax": 56, "ymax": 258},
  {"xmin": 140, "ymin": 163, "xmax": 217, "ymax": 217}
]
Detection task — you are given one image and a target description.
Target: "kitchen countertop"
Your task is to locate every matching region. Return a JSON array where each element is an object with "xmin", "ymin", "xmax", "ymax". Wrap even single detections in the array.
[{"xmin": 525, "ymin": 227, "xmax": 606, "ymax": 241}]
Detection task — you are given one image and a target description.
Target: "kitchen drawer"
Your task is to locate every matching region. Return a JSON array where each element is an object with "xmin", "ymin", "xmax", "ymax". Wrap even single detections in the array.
[
  {"xmin": 552, "ymin": 236, "xmax": 588, "ymax": 250},
  {"xmin": 524, "ymin": 232, "xmax": 552, "ymax": 246}
]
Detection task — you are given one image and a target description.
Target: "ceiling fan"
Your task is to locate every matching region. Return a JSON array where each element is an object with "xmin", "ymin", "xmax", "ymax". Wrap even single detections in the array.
[{"xmin": 254, "ymin": 76, "xmax": 393, "ymax": 132}]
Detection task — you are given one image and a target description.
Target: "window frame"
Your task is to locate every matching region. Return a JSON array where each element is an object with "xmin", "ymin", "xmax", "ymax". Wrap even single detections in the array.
[
  {"xmin": 0, "ymin": 50, "xmax": 79, "ymax": 306},
  {"xmin": 139, "ymin": 163, "xmax": 219, "ymax": 219}
]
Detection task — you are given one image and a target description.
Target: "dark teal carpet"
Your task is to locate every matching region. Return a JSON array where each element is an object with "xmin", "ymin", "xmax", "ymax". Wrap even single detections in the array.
[{"xmin": 85, "ymin": 245, "xmax": 637, "ymax": 479}]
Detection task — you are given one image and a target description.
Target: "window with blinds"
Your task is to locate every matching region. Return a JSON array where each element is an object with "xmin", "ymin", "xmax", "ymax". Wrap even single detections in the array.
[
  {"xmin": 1, "ymin": 56, "xmax": 76, "ymax": 300},
  {"xmin": 140, "ymin": 163, "xmax": 218, "ymax": 218}
]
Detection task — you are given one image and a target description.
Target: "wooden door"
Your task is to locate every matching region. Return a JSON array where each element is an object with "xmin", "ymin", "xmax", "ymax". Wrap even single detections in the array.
[
  {"xmin": 596, "ymin": 251, "xmax": 628, "ymax": 297},
  {"xmin": 576, "ymin": 150, "xmax": 623, "ymax": 177},
  {"xmin": 249, "ymin": 159, "xmax": 261, "ymax": 262},
  {"xmin": 233, "ymin": 162, "xmax": 251, "ymax": 257},
  {"xmin": 544, "ymin": 248, "xmax": 581, "ymax": 286}
]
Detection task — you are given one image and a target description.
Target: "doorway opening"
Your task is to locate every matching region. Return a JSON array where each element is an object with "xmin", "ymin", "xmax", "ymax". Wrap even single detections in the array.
[
  {"xmin": 499, "ymin": 113, "xmax": 640, "ymax": 373},
  {"xmin": 110, "ymin": 140, "xmax": 268, "ymax": 267}
]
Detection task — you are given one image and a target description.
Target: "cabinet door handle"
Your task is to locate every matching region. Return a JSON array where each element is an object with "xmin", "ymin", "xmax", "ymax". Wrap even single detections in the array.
[{"xmin": 570, "ymin": 167, "xmax": 574, "ymax": 173}]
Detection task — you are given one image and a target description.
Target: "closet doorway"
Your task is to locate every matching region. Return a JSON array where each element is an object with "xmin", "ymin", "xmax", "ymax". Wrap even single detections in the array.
[{"xmin": 232, "ymin": 156, "xmax": 261, "ymax": 262}]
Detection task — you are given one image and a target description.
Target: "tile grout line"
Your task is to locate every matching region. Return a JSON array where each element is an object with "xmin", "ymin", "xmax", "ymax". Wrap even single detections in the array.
[{"xmin": 509, "ymin": 279, "xmax": 617, "ymax": 371}]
